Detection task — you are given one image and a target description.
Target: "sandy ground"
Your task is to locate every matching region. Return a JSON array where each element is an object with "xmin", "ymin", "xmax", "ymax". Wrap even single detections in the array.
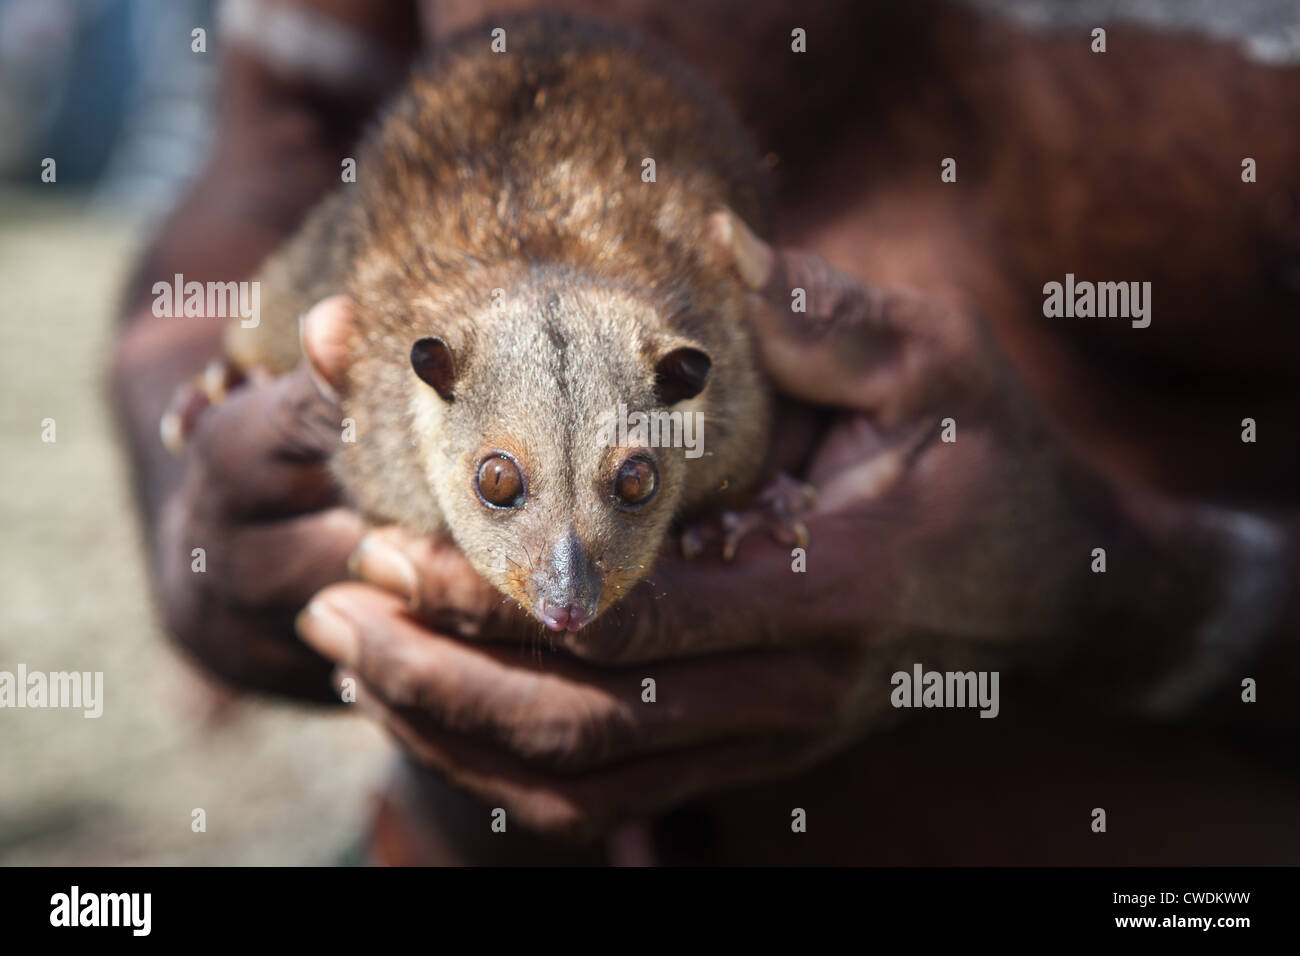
[{"xmin": 0, "ymin": 188, "xmax": 395, "ymax": 865}]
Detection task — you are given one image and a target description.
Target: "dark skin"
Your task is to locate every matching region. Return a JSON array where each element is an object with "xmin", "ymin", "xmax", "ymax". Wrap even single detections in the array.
[
  {"xmin": 293, "ymin": 229, "xmax": 1289, "ymax": 848},
  {"xmin": 112, "ymin": 2, "xmax": 420, "ymax": 699},
  {"xmin": 114, "ymin": 0, "xmax": 1300, "ymax": 862}
]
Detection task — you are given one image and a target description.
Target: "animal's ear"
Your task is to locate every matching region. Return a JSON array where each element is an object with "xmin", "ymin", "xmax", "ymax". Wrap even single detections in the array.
[
  {"xmin": 411, "ymin": 336, "xmax": 457, "ymax": 402},
  {"xmin": 300, "ymin": 295, "xmax": 360, "ymax": 396},
  {"xmin": 654, "ymin": 346, "xmax": 712, "ymax": 405}
]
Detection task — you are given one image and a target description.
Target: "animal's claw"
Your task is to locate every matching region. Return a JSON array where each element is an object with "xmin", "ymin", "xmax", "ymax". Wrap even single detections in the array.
[{"xmin": 680, "ymin": 473, "xmax": 818, "ymax": 562}]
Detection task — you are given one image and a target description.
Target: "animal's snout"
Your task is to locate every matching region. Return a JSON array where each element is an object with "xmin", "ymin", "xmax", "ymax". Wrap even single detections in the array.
[
  {"xmin": 533, "ymin": 527, "xmax": 602, "ymax": 631},
  {"xmin": 537, "ymin": 600, "xmax": 596, "ymax": 632}
]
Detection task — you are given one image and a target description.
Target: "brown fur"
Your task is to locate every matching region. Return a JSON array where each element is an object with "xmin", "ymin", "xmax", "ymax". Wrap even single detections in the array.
[{"xmin": 224, "ymin": 12, "xmax": 771, "ymax": 625}]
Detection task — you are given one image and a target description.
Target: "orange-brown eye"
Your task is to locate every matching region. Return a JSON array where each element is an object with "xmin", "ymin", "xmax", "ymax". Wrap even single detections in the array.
[
  {"xmin": 614, "ymin": 456, "xmax": 658, "ymax": 509},
  {"xmin": 475, "ymin": 454, "xmax": 525, "ymax": 509}
]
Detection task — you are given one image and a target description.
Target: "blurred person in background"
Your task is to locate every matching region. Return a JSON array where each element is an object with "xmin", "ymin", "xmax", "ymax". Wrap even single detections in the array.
[{"xmin": 0, "ymin": 0, "xmax": 215, "ymax": 219}]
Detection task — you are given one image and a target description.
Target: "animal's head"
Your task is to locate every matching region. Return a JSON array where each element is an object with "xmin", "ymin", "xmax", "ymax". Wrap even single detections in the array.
[{"xmin": 320, "ymin": 273, "xmax": 724, "ymax": 632}]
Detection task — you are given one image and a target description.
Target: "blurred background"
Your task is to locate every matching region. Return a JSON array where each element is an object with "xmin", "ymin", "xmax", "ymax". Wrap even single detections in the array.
[{"xmin": 0, "ymin": 0, "xmax": 394, "ymax": 866}]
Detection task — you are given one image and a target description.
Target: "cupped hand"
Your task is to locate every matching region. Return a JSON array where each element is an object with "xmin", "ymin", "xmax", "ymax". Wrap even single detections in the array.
[
  {"xmin": 157, "ymin": 301, "xmax": 365, "ymax": 699},
  {"xmin": 297, "ymin": 215, "xmax": 1149, "ymax": 834}
]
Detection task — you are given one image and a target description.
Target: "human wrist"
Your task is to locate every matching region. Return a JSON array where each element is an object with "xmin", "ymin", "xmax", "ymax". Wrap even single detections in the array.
[
  {"xmin": 1135, "ymin": 501, "xmax": 1286, "ymax": 718},
  {"xmin": 1070, "ymin": 479, "xmax": 1287, "ymax": 718}
]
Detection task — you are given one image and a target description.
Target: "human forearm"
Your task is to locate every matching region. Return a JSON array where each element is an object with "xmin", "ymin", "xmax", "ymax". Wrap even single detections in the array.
[
  {"xmin": 111, "ymin": 22, "xmax": 405, "ymax": 522},
  {"xmin": 111, "ymin": 4, "xmax": 416, "ymax": 696},
  {"xmin": 1029, "ymin": 469, "xmax": 1295, "ymax": 732}
]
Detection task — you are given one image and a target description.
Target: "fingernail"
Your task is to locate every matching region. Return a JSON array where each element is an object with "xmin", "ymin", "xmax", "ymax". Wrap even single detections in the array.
[
  {"xmin": 348, "ymin": 536, "xmax": 418, "ymax": 607},
  {"xmin": 160, "ymin": 382, "xmax": 209, "ymax": 455},
  {"xmin": 202, "ymin": 359, "xmax": 235, "ymax": 403},
  {"xmin": 298, "ymin": 312, "xmax": 342, "ymax": 403},
  {"xmin": 296, "ymin": 601, "xmax": 360, "ymax": 666},
  {"xmin": 159, "ymin": 410, "xmax": 184, "ymax": 455},
  {"xmin": 712, "ymin": 208, "xmax": 773, "ymax": 290}
]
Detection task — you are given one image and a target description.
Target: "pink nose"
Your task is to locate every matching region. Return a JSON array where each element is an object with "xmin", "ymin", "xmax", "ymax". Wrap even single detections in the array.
[{"xmin": 539, "ymin": 601, "xmax": 594, "ymax": 632}]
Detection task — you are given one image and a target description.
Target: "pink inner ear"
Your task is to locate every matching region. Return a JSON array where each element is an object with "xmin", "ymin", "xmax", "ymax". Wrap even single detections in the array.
[
  {"xmin": 411, "ymin": 336, "xmax": 457, "ymax": 401},
  {"xmin": 654, "ymin": 346, "xmax": 712, "ymax": 405}
]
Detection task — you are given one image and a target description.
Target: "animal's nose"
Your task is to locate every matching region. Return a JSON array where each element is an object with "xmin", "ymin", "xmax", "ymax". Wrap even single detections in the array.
[
  {"xmin": 538, "ymin": 600, "xmax": 595, "ymax": 632},
  {"xmin": 532, "ymin": 526, "xmax": 602, "ymax": 631}
]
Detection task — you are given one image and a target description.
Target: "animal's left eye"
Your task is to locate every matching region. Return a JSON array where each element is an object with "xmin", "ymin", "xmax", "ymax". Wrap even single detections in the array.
[
  {"xmin": 613, "ymin": 456, "xmax": 658, "ymax": 509},
  {"xmin": 475, "ymin": 454, "xmax": 525, "ymax": 509}
]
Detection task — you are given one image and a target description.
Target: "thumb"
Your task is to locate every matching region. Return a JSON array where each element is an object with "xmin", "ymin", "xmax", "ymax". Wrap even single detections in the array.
[
  {"xmin": 252, "ymin": 290, "xmax": 357, "ymax": 462},
  {"xmin": 253, "ymin": 293, "xmax": 359, "ymax": 463},
  {"xmin": 192, "ymin": 298, "xmax": 357, "ymax": 517},
  {"xmin": 709, "ymin": 209, "xmax": 986, "ymax": 424},
  {"xmin": 299, "ymin": 294, "xmax": 357, "ymax": 400}
]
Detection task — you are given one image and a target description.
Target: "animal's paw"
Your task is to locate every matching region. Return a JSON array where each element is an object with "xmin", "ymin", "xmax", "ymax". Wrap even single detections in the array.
[
  {"xmin": 680, "ymin": 473, "xmax": 818, "ymax": 562},
  {"xmin": 159, "ymin": 357, "xmax": 247, "ymax": 454}
]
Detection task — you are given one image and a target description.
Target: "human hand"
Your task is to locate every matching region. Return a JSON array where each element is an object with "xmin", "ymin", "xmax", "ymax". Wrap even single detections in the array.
[
  {"xmin": 296, "ymin": 215, "xmax": 1212, "ymax": 834},
  {"xmin": 156, "ymin": 301, "xmax": 365, "ymax": 700}
]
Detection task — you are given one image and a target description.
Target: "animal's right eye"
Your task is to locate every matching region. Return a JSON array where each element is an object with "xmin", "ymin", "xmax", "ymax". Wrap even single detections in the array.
[
  {"xmin": 475, "ymin": 454, "xmax": 525, "ymax": 509},
  {"xmin": 613, "ymin": 455, "xmax": 658, "ymax": 510}
]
